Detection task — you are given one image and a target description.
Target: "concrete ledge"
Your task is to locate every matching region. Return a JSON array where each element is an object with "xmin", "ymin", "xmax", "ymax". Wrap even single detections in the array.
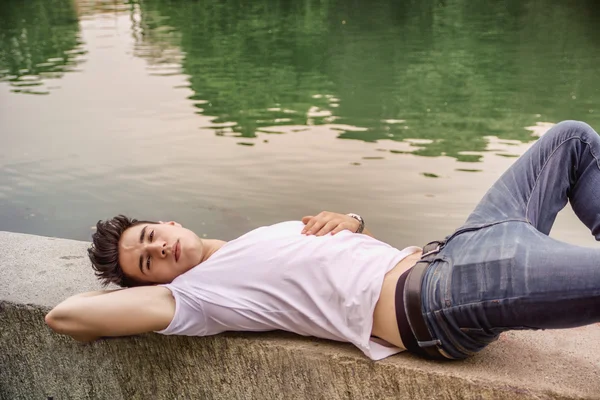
[{"xmin": 1, "ymin": 231, "xmax": 599, "ymax": 399}]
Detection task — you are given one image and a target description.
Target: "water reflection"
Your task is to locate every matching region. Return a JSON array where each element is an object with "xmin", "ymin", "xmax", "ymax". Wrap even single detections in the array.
[
  {"xmin": 1, "ymin": 0, "xmax": 600, "ymax": 246},
  {"xmin": 2, "ymin": 0, "xmax": 600, "ymax": 159},
  {"xmin": 0, "ymin": 0, "xmax": 86, "ymax": 95},
  {"xmin": 132, "ymin": 0, "xmax": 600, "ymax": 160}
]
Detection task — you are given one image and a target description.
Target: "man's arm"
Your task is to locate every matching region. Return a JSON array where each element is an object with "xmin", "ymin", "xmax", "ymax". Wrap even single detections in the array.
[{"xmin": 45, "ymin": 286, "xmax": 175, "ymax": 342}]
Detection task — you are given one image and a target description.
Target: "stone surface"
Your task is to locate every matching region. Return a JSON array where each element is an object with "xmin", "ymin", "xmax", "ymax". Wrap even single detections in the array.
[{"xmin": 1, "ymin": 231, "xmax": 599, "ymax": 399}]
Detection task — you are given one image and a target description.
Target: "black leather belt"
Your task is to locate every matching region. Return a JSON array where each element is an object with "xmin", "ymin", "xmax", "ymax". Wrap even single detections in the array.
[{"xmin": 396, "ymin": 240, "xmax": 449, "ymax": 360}]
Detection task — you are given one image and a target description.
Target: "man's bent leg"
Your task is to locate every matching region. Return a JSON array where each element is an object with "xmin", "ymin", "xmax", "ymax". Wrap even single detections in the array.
[
  {"xmin": 464, "ymin": 120, "xmax": 600, "ymax": 238},
  {"xmin": 422, "ymin": 222, "xmax": 600, "ymax": 359},
  {"xmin": 416, "ymin": 121, "xmax": 600, "ymax": 359}
]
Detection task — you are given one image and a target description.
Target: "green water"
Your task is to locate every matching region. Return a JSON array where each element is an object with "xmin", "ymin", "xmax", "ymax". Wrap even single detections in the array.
[
  {"xmin": 1, "ymin": 0, "xmax": 600, "ymax": 246},
  {"xmin": 136, "ymin": 0, "xmax": 600, "ymax": 160}
]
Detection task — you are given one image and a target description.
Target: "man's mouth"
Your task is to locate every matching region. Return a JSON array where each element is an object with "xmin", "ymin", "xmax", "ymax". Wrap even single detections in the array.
[{"xmin": 173, "ymin": 240, "xmax": 180, "ymax": 262}]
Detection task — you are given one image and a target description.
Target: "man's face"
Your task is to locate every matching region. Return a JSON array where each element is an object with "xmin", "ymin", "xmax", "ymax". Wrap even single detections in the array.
[{"xmin": 119, "ymin": 221, "xmax": 203, "ymax": 284}]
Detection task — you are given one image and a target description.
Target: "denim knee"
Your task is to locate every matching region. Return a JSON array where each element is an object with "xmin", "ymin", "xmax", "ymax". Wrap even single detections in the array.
[{"xmin": 551, "ymin": 120, "xmax": 598, "ymax": 141}]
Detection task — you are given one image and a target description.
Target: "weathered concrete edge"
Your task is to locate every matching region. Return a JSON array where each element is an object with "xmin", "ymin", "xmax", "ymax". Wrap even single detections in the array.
[
  {"xmin": 1, "ymin": 230, "xmax": 599, "ymax": 399},
  {"xmin": 0, "ymin": 300, "xmax": 588, "ymax": 400}
]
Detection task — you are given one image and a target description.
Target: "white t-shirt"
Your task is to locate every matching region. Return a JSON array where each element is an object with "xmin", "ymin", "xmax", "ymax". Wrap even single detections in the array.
[{"xmin": 156, "ymin": 221, "xmax": 420, "ymax": 360}]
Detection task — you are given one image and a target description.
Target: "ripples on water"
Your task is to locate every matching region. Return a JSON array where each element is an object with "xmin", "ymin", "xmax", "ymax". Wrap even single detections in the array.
[
  {"xmin": 0, "ymin": 1, "xmax": 86, "ymax": 95},
  {"xmin": 1, "ymin": 0, "xmax": 600, "ymax": 246}
]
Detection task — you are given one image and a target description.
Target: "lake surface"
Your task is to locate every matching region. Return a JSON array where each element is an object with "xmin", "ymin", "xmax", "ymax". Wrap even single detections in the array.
[{"xmin": 1, "ymin": 0, "xmax": 600, "ymax": 248}]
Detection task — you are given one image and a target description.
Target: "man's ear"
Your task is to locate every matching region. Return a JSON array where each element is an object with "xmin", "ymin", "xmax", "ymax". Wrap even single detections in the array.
[{"xmin": 159, "ymin": 221, "xmax": 182, "ymax": 227}]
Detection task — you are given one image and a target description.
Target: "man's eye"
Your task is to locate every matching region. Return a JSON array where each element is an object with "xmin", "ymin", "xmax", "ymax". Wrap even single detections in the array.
[
  {"xmin": 149, "ymin": 230, "xmax": 154, "ymax": 242},
  {"xmin": 146, "ymin": 256, "xmax": 151, "ymax": 270}
]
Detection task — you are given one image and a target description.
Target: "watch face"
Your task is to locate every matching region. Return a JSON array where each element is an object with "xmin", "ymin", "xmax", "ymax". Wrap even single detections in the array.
[{"xmin": 347, "ymin": 213, "xmax": 364, "ymax": 233}]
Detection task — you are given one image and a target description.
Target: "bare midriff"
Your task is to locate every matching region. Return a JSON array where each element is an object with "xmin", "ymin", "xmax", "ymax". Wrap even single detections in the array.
[{"xmin": 371, "ymin": 248, "xmax": 423, "ymax": 350}]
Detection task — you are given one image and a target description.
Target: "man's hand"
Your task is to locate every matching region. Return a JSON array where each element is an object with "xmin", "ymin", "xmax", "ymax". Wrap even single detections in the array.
[{"xmin": 301, "ymin": 211, "xmax": 361, "ymax": 236}]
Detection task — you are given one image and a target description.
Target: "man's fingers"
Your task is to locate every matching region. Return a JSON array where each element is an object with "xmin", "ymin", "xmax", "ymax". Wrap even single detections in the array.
[
  {"xmin": 306, "ymin": 220, "xmax": 326, "ymax": 235},
  {"xmin": 301, "ymin": 216, "xmax": 316, "ymax": 234},
  {"xmin": 315, "ymin": 221, "xmax": 338, "ymax": 236},
  {"xmin": 301, "ymin": 215, "xmax": 313, "ymax": 225},
  {"xmin": 331, "ymin": 224, "xmax": 347, "ymax": 235},
  {"xmin": 302, "ymin": 218, "xmax": 319, "ymax": 234}
]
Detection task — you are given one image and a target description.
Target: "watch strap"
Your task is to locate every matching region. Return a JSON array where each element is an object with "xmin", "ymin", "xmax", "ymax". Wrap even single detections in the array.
[{"xmin": 346, "ymin": 213, "xmax": 365, "ymax": 234}]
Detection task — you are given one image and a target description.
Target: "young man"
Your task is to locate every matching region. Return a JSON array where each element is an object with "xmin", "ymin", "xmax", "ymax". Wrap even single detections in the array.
[{"xmin": 46, "ymin": 120, "xmax": 600, "ymax": 361}]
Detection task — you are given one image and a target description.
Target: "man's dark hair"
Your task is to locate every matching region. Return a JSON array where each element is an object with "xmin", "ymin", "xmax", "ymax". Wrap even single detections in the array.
[{"xmin": 88, "ymin": 215, "xmax": 157, "ymax": 288}]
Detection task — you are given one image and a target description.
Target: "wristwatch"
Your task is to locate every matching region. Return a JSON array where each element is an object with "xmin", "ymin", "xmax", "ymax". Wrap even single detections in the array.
[{"xmin": 346, "ymin": 213, "xmax": 365, "ymax": 234}]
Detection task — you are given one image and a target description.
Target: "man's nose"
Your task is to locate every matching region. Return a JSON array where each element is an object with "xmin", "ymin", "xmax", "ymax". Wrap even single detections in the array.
[{"xmin": 148, "ymin": 241, "xmax": 168, "ymax": 258}]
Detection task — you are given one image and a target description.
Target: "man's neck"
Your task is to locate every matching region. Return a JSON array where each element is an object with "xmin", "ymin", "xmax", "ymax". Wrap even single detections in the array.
[{"xmin": 200, "ymin": 239, "xmax": 227, "ymax": 263}]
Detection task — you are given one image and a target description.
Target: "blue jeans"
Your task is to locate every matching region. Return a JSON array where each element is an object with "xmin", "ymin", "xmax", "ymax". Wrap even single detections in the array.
[{"xmin": 421, "ymin": 120, "xmax": 600, "ymax": 359}]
